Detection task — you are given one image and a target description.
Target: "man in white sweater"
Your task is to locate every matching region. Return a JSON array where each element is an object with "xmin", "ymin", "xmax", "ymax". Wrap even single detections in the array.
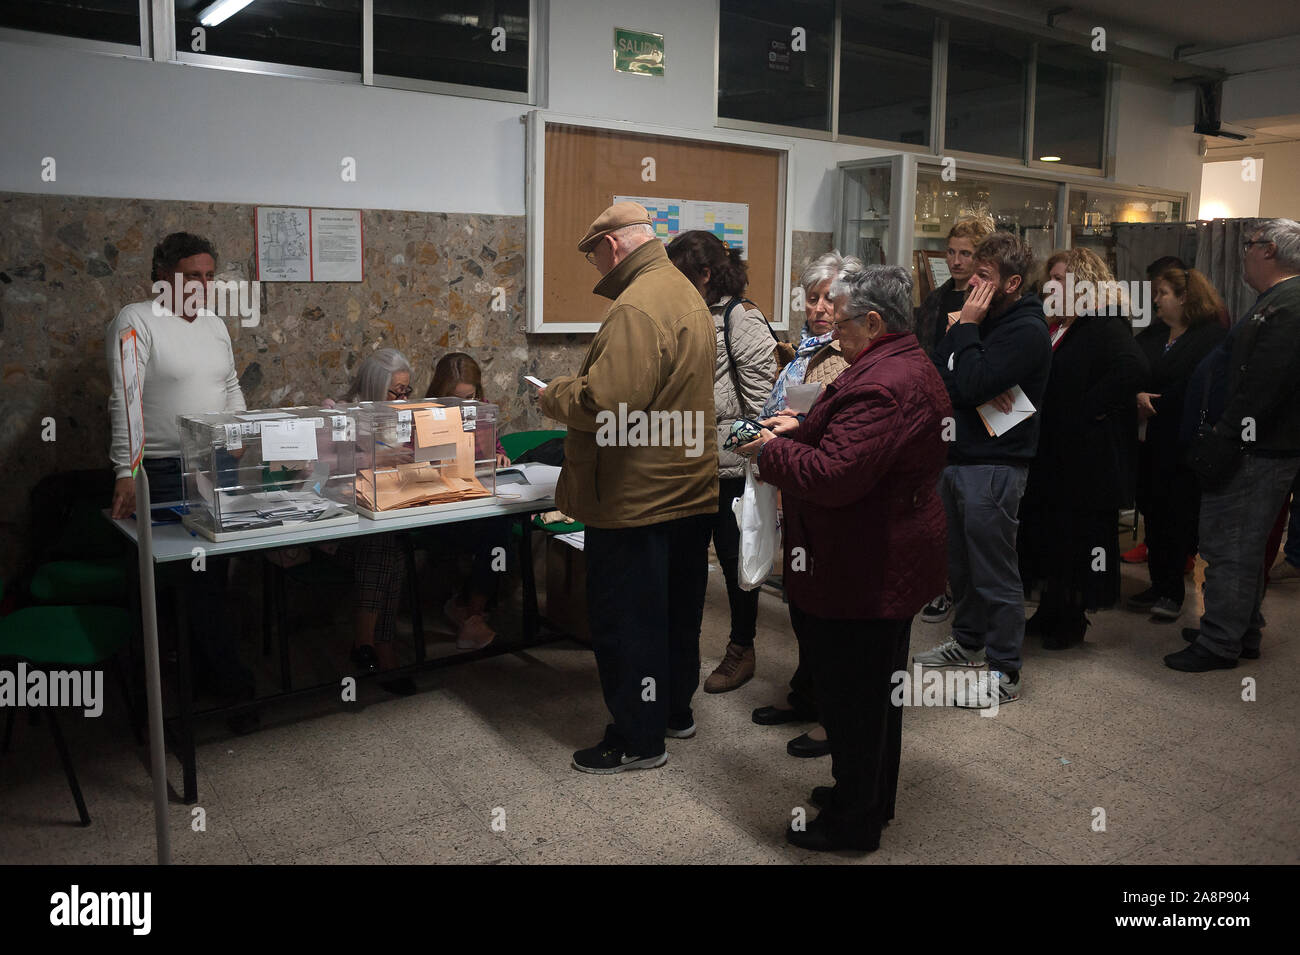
[
  {"xmin": 108, "ymin": 232, "xmax": 246, "ymax": 516},
  {"xmin": 106, "ymin": 232, "xmax": 253, "ymax": 704}
]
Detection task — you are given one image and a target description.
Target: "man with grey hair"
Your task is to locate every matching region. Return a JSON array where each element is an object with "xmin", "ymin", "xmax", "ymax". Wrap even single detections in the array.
[
  {"xmin": 537, "ymin": 201, "xmax": 718, "ymax": 773},
  {"xmin": 1168, "ymin": 218, "xmax": 1300, "ymax": 670}
]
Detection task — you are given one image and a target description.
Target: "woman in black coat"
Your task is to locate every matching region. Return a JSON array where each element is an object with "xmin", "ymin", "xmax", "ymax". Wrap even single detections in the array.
[
  {"xmin": 1127, "ymin": 268, "xmax": 1229, "ymax": 619},
  {"xmin": 1021, "ymin": 250, "xmax": 1148, "ymax": 648}
]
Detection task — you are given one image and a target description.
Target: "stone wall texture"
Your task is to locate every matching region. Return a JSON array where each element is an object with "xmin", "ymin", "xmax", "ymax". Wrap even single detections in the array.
[{"xmin": 0, "ymin": 187, "xmax": 831, "ymax": 565}]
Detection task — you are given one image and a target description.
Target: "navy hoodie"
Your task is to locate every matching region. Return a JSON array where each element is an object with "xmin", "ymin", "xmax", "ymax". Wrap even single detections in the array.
[{"xmin": 933, "ymin": 292, "xmax": 1052, "ymax": 465}]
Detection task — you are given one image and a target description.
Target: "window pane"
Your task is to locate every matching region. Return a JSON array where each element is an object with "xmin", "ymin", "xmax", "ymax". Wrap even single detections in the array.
[
  {"xmin": 944, "ymin": 18, "xmax": 1029, "ymax": 159},
  {"xmin": 1034, "ymin": 44, "xmax": 1106, "ymax": 167},
  {"xmin": 0, "ymin": 0, "xmax": 140, "ymax": 46},
  {"xmin": 839, "ymin": 2, "xmax": 933, "ymax": 146},
  {"xmin": 174, "ymin": 0, "xmax": 361, "ymax": 73},
  {"xmin": 718, "ymin": 0, "xmax": 834, "ymax": 132},
  {"xmin": 374, "ymin": 1, "xmax": 529, "ymax": 93}
]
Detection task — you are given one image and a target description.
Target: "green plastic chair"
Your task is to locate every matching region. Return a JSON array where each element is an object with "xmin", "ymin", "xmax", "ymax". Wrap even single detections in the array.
[
  {"xmin": 0, "ymin": 578, "xmax": 132, "ymax": 826},
  {"xmin": 497, "ymin": 430, "xmax": 581, "ymax": 533},
  {"xmin": 30, "ymin": 558, "xmax": 128, "ymax": 606}
]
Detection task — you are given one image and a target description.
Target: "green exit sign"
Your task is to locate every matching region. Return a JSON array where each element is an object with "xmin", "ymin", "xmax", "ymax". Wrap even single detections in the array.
[{"xmin": 614, "ymin": 28, "xmax": 665, "ymax": 76}]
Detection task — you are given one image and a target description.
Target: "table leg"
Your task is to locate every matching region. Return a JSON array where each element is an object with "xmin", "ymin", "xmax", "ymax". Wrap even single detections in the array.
[
  {"xmin": 174, "ymin": 586, "xmax": 198, "ymax": 804},
  {"xmin": 519, "ymin": 514, "xmax": 538, "ymax": 643},
  {"xmin": 403, "ymin": 532, "xmax": 425, "ymax": 663}
]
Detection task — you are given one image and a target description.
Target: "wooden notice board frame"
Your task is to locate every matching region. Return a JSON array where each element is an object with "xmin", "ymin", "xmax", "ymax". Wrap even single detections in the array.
[{"xmin": 526, "ymin": 111, "xmax": 795, "ymax": 333}]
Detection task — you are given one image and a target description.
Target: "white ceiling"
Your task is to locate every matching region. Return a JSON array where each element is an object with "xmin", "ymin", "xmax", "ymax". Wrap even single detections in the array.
[{"xmin": 1019, "ymin": 0, "xmax": 1300, "ymax": 53}]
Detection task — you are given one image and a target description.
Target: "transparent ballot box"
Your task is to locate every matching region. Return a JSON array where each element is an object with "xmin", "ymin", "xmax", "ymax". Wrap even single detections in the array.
[
  {"xmin": 352, "ymin": 399, "xmax": 497, "ymax": 519},
  {"xmin": 178, "ymin": 408, "xmax": 359, "ymax": 542}
]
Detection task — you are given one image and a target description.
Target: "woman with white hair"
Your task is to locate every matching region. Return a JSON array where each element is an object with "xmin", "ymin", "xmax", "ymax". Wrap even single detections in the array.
[
  {"xmin": 738, "ymin": 265, "xmax": 952, "ymax": 852},
  {"xmin": 752, "ymin": 251, "xmax": 863, "ymax": 759}
]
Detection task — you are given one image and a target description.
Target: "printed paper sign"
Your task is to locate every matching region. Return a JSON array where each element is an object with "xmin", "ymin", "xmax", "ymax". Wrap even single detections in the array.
[{"xmin": 260, "ymin": 419, "xmax": 319, "ymax": 462}]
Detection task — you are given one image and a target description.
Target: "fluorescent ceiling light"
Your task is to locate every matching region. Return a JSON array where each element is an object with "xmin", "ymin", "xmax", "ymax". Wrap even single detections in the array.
[
  {"xmin": 199, "ymin": 0, "xmax": 255, "ymax": 27},
  {"xmin": 1038, "ymin": 156, "xmax": 1062, "ymax": 162}
]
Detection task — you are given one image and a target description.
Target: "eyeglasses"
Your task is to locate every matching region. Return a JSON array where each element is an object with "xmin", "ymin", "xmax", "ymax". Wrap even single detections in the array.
[
  {"xmin": 584, "ymin": 250, "xmax": 598, "ymax": 265},
  {"xmin": 1242, "ymin": 239, "xmax": 1270, "ymax": 250},
  {"xmin": 830, "ymin": 312, "xmax": 871, "ymax": 329},
  {"xmin": 388, "ymin": 385, "xmax": 413, "ymax": 399}
]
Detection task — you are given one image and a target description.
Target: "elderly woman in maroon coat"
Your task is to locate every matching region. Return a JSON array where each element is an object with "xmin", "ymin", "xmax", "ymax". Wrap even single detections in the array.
[{"xmin": 739, "ymin": 265, "xmax": 951, "ymax": 853}]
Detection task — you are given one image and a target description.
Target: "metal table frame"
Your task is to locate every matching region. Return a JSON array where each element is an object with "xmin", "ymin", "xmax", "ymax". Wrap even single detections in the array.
[{"xmin": 110, "ymin": 495, "xmax": 558, "ymax": 810}]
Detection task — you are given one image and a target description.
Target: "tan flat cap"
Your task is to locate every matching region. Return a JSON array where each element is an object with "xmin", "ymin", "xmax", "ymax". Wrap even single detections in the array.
[{"xmin": 578, "ymin": 201, "xmax": 653, "ymax": 253}]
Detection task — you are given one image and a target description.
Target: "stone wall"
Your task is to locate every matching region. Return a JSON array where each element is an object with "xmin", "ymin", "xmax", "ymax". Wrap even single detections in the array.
[{"xmin": 0, "ymin": 188, "xmax": 832, "ymax": 568}]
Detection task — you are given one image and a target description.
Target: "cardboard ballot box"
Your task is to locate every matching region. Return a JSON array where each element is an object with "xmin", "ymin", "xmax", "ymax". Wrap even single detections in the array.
[
  {"xmin": 178, "ymin": 407, "xmax": 359, "ymax": 542},
  {"xmin": 352, "ymin": 398, "xmax": 497, "ymax": 518}
]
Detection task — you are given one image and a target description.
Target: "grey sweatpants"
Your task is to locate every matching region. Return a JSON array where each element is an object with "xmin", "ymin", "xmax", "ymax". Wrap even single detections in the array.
[{"xmin": 940, "ymin": 464, "xmax": 1029, "ymax": 673}]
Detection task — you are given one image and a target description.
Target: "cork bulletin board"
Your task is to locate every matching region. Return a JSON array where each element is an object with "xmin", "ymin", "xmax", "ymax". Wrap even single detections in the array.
[{"xmin": 526, "ymin": 111, "xmax": 794, "ymax": 333}]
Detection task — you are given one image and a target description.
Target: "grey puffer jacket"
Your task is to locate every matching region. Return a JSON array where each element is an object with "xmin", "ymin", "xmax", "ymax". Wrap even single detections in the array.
[{"xmin": 714, "ymin": 297, "xmax": 779, "ymax": 479}]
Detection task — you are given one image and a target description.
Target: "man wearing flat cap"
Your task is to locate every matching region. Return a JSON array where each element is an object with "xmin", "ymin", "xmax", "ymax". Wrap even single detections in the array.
[{"xmin": 538, "ymin": 201, "xmax": 718, "ymax": 773}]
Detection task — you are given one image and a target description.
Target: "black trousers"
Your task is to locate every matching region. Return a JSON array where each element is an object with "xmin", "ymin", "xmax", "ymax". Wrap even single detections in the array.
[
  {"xmin": 792, "ymin": 604, "xmax": 911, "ymax": 843},
  {"xmin": 585, "ymin": 513, "xmax": 712, "ymax": 757},
  {"xmin": 710, "ymin": 476, "xmax": 761, "ymax": 647},
  {"xmin": 1145, "ymin": 464, "xmax": 1200, "ymax": 604}
]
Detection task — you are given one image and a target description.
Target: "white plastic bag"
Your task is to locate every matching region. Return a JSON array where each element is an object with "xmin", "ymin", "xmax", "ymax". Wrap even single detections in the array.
[{"xmin": 732, "ymin": 459, "xmax": 780, "ymax": 591}]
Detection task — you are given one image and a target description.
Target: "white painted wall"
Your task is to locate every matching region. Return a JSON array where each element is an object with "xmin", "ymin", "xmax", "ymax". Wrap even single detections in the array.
[
  {"xmin": 0, "ymin": 0, "xmax": 1200, "ymax": 234},
  {"xmin": 1198, "ymin": 158, "xmax": 1263, "ymax": 219}
]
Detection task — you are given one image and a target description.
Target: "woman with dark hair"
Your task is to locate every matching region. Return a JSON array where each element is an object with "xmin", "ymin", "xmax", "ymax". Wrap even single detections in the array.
[
  {"xmin": 666, "ymin": 230, "xmax": 778, "ymax": 693},
  {"xmin": 423, "ymin": 350, "xmax": 512, "ymax": 649},
  {"xmin": 1127, "ymin": 268, "xmax": 1228, "ymax": 619}
]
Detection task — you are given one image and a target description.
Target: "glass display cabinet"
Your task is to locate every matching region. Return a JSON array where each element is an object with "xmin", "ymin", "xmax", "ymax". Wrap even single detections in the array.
[
  {"xmin": 179, "ymin": 407, "xmax": 359, "ymax": 542},
  {"xmin": 352, "ymin": 398, "xmax": 498, "ymax": 519},
  {"xmin": 836, "ymin": 153, "xmax": 1187, "ymax": 303}
]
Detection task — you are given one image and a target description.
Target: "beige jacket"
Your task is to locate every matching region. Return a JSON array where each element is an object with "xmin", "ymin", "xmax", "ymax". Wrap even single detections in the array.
[
  {"xmin": 805, "ymin": 340, "xmax": 850, "ymax": 389},
  {"xmin": 713, "ymin": 298, "xmax": 778, "ymax": 480},
  {"xmin": 540, "ymin": 240, "xmax": 718, "ymax": 528}
]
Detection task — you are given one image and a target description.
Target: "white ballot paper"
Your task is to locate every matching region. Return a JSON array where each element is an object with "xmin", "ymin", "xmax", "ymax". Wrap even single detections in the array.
[
  {"xmin": 977, "ymin": 385, "xmax": 1036, "ymax": 437},
  {"xmin": 495, "ymin": 463, "xmax": 561, "ymax": 502},
  {"xmin": 261, "ymin": 419, "xmax": 319, "ymax": 462},
  {"xmin": 785, "ymin": 382, "xmax": 822, "ymax": 414}
]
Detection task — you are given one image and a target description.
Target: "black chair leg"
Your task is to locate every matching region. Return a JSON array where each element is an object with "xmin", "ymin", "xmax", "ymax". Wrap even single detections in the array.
[
  {"xmin": 275, "ymin": 564, "xmax": 291, "ymax": 692},
  {"xmin": 44, "ymin": 708, "xmax": 91, "ymax": 827},
  {"xmin": 111, "ymin": 656, "xmax": 145, "ymax": 746},
  {"xmin": 402, "ymin": 533, "xmax": 425, "ymax": 662},
  {"xmin": 262, "ymin": 560, "xmax": 274, "ymax": 657}
]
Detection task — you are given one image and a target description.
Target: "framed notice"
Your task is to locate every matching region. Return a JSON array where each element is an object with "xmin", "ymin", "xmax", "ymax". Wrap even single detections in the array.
[
  {"xmin": 119, "ymin": 328, "xmax": 145, "ymax": 475},
  {"xmin": 256, "ymin": 207, "xmax": 364, "ymax": 282},
  {"xmin": 614, "ymin": 28, "xmax": 664, "ymax": 76}
]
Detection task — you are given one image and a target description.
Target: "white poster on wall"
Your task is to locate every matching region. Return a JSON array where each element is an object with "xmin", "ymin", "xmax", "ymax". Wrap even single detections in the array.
[
  {"xmin": 310, "ymin": 208, "xmax": 364, "ymax": 282},
  {"xmin": 257, "ymin": 207, "xmax": 311, "ymax": 281}
]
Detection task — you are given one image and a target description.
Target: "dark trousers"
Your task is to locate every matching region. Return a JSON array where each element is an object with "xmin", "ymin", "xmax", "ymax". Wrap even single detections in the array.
[
  {"xmin": 585, "ymin": 514, "xmax": 712, "ymax": 756},
  {"xmin": 143, "ymin": 457, "xmax": 250, "ymax": 696},
  {"xmin": 1145, "ymin": 464, "xmax": 1200, "ymax": 605},
  {"xmin": 711, "ymin": 476, "xmax": 761, "ymax": 647},
  {"xmin": 793, "ymin": 604, "xmax": 910, "ymax": 844},
  {"xmin": 421, "ymin": 515, "xmax": 513, "ymax": 605}
]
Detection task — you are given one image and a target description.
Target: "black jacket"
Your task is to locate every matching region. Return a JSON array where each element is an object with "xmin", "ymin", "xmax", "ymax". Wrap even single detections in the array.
[
  {"xmin": 916, "ymin": 279, "xmax": 965, "ymax": 358},
  {"xmin": 1034, "ymin": 315, "xmax": 1149, "ymax": 509},
  {"xmin": 1216, "ymin": 275, "xmax": 1300, "ymax": 455},
  {"xmin": 1137, "ymin": 321, "xmax": 1227, "ymax": 462},
  {"xmin": 934, "ymin": 293, "xmax": 1053, "ymax": 465}
]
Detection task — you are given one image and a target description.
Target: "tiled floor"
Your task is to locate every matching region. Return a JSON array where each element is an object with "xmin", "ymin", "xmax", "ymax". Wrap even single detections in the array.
[{"xmin": 2, "ymin": 547, "xmax": 1297, "ymax": 865}]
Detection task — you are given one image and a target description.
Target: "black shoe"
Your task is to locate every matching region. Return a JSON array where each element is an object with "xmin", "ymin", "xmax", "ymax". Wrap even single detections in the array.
[
  {"xmin": 379, "ymin": 677, "xmax": 418, "ymax": 696},
  {"xmin": 1024, "ymin": 609, "xmax": 1056, "ymax": 638},
  {"xmin": 786, "ymin": 814, "xmax": 879, "ymax": 853},
  {"xmin": 809, "ymin": 785, "xmax": 833, "ymax": 810},
  {"xmin": 1042, "ymin": 617, "xmax": 1089, "ymax": 650},
  {"xmin": 752, "ymin": 705, "xmax": 814, "ymax": 726},
  {"xmin": 571, "ymin": 740, "xmax": 667, "ymax": 775},
  {"xmin": 1182, "ymin": 628, "xmax": 1260, "ymax": 659},
  {"xmin": 787, "ymin": 732, "xmax": 831, "ymax": 758},
  {"xmin": 350, "ymin": 644, "xmax": 379, "ymax": 673},
  {"xmin": 665, "ymin": 721, "xmax": 696, "ymax": 739},
  {"xmin": 1164, "ymin": 644, "xmax": 1238, "ymax": 672},
  {"xmin": 1125, "ymin": 588, "xmax": 1160, "ymax": 613}
]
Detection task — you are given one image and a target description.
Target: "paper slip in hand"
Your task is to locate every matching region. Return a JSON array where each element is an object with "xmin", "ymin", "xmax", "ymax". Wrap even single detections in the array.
[{"xmin": 977, "ymin": 385, "xmax": 1036, "ymax": 437}]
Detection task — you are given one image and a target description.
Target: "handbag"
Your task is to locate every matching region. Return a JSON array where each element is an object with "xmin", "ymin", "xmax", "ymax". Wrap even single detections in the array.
[{"xmin": 731, "ymin": 459, "xmax": 779, "ymax": 591}]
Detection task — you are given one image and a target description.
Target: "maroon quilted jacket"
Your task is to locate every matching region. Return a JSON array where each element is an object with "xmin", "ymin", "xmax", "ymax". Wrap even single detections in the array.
[{"xmin": 758, "ymin": 333, "xmax": 952, "ymax": 620}]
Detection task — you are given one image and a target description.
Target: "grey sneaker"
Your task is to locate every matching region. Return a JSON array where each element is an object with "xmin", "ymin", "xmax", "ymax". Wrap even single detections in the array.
[
  {"xmin": 1150, "ymin": 597, "xmax": 1182, "ymax": 620},
  {"xmin": 953, "ymin": 669, "xmax": 1021, "ymax": 709},
  {"xmin": 913, "ymin": 638, "xmax": 986, "ymax": 668}
]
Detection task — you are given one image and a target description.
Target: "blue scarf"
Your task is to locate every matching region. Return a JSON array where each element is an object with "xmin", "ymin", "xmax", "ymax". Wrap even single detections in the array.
[{"xmin": 763, "ymin": 328, "xmax": 832, "ymax": 418}]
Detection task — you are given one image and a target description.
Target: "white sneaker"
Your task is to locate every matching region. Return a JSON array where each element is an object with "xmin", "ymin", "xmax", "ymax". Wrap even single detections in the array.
[
  {"xmin": 913, "ymin": 638, "xmax": 986, "ymax": 668},
  {"xmin": 953, "ymin": 670, "xmax": 1021, "ymax": 709}
]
